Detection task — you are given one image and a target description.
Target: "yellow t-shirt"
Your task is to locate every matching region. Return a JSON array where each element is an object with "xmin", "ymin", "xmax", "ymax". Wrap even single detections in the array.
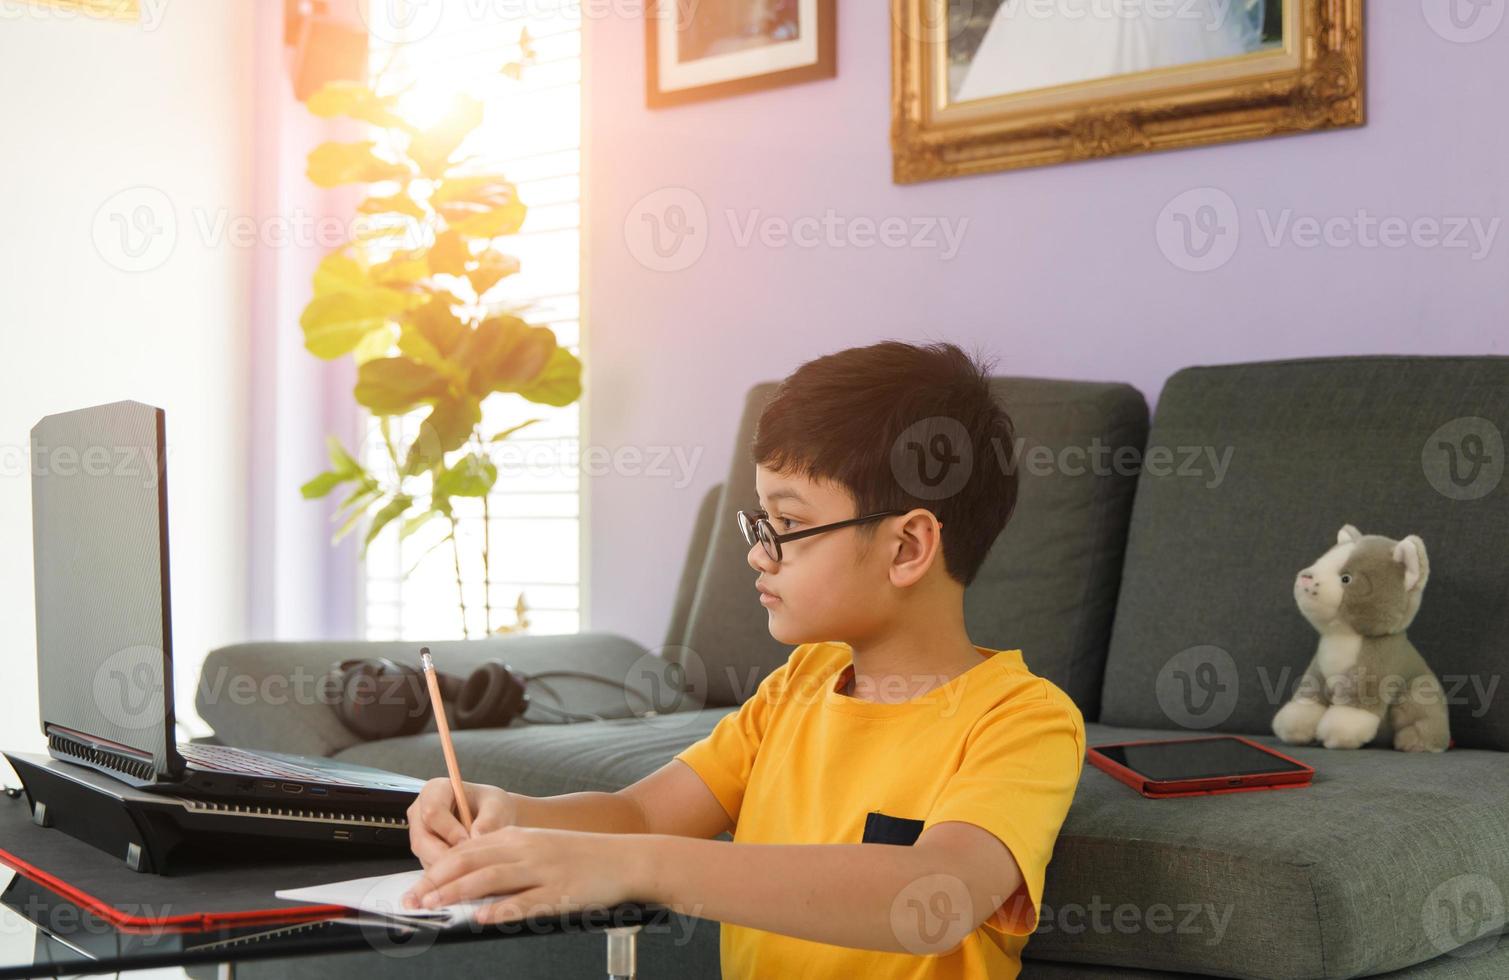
[{"xmin": 673, "ymin": 641, "xmax": 1086, "ymax": 980}]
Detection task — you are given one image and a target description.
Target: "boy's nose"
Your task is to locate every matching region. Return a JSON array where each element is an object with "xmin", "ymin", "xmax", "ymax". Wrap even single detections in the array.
[{"xmin": 747, "ymin": 541, "xmax": 776, "ymax": 573}]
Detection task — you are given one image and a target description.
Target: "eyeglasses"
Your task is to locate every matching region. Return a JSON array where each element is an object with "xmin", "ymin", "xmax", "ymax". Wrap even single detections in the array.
[{"xmin": 736, "ymin": 507, "xmax": 910, "ymax": 563}]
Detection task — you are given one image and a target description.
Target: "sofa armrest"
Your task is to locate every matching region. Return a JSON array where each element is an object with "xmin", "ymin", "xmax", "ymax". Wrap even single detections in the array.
[{"xmin": 194, "ymin": 631, "xmax": 669, "ymax": 758}]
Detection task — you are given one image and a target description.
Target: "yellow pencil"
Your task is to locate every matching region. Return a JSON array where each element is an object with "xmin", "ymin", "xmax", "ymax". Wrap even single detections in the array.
[{"xmin": 420, "ymin": 647, "xmax": 474, "ymax": 834}]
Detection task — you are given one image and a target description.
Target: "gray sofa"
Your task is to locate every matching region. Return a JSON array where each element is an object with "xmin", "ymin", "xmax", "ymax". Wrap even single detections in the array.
[{"xmin": 196, "ymin": 356, "xmax": 1509, "ymax": 979}]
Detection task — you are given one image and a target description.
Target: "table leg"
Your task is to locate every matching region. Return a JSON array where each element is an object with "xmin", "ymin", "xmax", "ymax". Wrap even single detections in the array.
[{"xmin": 605, "ymin": 924, "xmax": 640, "ymax": 979}]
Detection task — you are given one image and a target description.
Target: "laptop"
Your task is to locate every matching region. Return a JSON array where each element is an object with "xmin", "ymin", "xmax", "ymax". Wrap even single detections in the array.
[{"xmin": 30, "ymin": 400, "xmax": 423, "ymax": 814}]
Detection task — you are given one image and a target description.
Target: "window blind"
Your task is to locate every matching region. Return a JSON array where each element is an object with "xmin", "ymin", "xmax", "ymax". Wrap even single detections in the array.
[{"xmin": 360, "ymin": 2, "xmax": 582, "ymax": 641}]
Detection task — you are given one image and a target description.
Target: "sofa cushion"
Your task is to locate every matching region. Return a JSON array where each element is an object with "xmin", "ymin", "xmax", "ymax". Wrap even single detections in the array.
[
  {"xmin": 1023, "ymin": 937, "xmax": 1509, "ymax": 980},
  {"xmin": 332, "ymin": 707, "xmax": 731, "ymax": 798},
  {"xmin": 1027, "ymin": 722, "xmax": 1509, "ymax": 979},
  {"xmin": 195, "ymin": 632, "xmax": 673, "ymax": 758},
  {"xmin": 336, "ymin": 707, "xmax": 1509, "ymax": 979},
  {"xmin": 1099, "ymin": 356, "xmax": 1509, "ymax": 751},
  {"xmin": 682, "ymin": 378, "xmax": 1149, "ymax": 716}
]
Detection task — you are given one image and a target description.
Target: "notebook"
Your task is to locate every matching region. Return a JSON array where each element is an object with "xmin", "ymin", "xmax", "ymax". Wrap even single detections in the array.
[{"xmin": 276, "ymin": 869, "xmax": 494, "ymax": 929}]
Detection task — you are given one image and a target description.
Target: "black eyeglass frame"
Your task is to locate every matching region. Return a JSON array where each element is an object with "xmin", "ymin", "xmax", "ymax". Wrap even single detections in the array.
[{"xmin": 736, "ymin": 508, "xmax": 912, "ymax": 563}]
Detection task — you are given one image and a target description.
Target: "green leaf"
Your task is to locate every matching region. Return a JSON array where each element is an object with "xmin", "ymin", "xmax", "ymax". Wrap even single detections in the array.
[
  {"xmin": 514, "ymin": 346, "xmax": 582, "ymax": 407},
  {"xmin": 358, "ymin": 191, "xmax": 427, "ymax": 221},
  {"xmin": 335, "ymin": 479, "xmax": 382, "ymax": 514},
  {"xmin": 461, "ymin": 316, "xmax": 556, "ymax": 398},
  {"xmin": 407, "ymin": 96, "xmax": 484, "ymax": 178},
  {"xmin": 313, "ymin": 253, "xmax": 368, "ymax": 296},
  {"xmin": 354, "ymin": 357, "xmax": 449, "ymax": 415},
  {"xmin": 405, "ymin": 298, "xmax": 467, "ymax": 360},
  {"xmin": 300, "ymin": 288, "xmax": 420, "ymax": 360},
  {"xmin": 327, "ymin": 435, "xmax": 364, "ymax": 476},
  {"xmin": 452, "ymin": 200, "xmax": 526, "ymax": 239},
  {"xmin": 428, "ymin": 229, "xmax": 471, "ymax": 276},
  {"xmin": 362, "ymin": 494, "xmax": 414, "ymax": 556},
  {"xmin": 433, "ymin": 452, "xmax": 498, "ymax": 499},
  {"xmin": 351, "ymin": 323, "xmax": 398, "ymax": 364},
  {"xmin": 489, "ymin": 418, "xmax": 543, "ymax": 442},
  {"xmin": 306, "ymin": 82, "xmax": 414, "ymax": 132},
  {"xmin": 331, "ymin": 485, "xmax": 383, "ymax": 544},
  {"xmin": 431, "ymin": 175, "xmax": 514, "ymax": 208},
  {"xmin": 368, "ymin": 253, "xmax": 430, "ymax": 286},
  {"xmin": 467, "ymin": 250, "xmax": 521, "ymax": 297},
  {"xmin": 399, "ymin": 508, "xmax": 440, "ymax": 541},
  {"xmin": 307, "ymin": 141, "xmax": 410, "ymax": 189},
  {"xmin": 404, "ymin": 529, "xmax": 453, "ymax": 579},
  {"xmin": 300, "ymin": 470, "xmax": 348, "ymax": 500},
  {"xmin": 432, "ymin": 176, "xmax": 526, "ymax": 239},
  {"xmin": 403, "ymin": 395, "xmax": 482, "ymax": 474}
]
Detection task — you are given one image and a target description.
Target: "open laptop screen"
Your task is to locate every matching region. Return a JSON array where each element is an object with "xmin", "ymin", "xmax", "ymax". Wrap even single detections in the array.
[{"xmin": 31, "ymin": 401, "xmax": 179, "ymax": 778}]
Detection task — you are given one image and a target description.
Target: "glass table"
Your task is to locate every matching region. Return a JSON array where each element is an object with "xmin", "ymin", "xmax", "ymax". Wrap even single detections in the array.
[{"xmin": 0, "ymin": 857, "xmax": 667, "ymax": 979}]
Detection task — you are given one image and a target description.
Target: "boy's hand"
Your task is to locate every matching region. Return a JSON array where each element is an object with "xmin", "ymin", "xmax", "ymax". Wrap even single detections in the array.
[
  {"xmin": 407, "ymin": 778, "xmax": 519, "ymax": 867},
  {"xmin": 400, "ymin": 826, "xmax": 643, "ymax": 922}
]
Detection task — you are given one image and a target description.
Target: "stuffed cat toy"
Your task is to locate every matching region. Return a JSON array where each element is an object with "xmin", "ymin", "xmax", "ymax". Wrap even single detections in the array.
[{"xmin": 1271, "ymin": 525, "xmax": 1451, "ymax": 752}]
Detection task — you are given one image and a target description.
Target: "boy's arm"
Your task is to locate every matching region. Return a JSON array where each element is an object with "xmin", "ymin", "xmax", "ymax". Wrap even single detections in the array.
[
  {"xmin": 632, "ymin": 819, "xmax": 1023, "ymax": 954},
  {"xmin": 405, "ymin": 803, "xmax": 1022, "ymax": 950},
  {"xmin": 511, "ymin": 760, "xmax": 731, "ymax": 838},
  {"xmin": 408, "ymin": 746, "xmax": 732, "ymax": 856}
]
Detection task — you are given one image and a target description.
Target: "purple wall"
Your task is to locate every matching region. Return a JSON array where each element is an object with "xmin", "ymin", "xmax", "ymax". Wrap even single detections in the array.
[{"xmin": 582, "ymin": 1, "xmax": 1509, "ymax": 649}]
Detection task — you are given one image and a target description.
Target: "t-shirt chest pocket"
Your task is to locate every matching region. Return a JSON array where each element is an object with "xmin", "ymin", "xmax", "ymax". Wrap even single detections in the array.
[{"xmin": 861, "ymin": 810, "xmax": 925, "ymax": 846}]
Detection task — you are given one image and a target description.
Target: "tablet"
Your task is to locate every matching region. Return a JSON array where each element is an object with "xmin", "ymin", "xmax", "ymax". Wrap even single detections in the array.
[{"xmin": 1087, "ymin": 735, "xmax": 1314, "ymax": 798}]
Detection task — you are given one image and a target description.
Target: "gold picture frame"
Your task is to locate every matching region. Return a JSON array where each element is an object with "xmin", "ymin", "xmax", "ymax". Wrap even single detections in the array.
[{"xmin": 892, "ymin": 0, "xmax": 1363, "ymax": 183}]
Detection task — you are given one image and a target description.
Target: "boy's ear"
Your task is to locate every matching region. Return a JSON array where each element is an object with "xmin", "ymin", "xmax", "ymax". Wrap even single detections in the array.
[{"xmin": 887, "ymin": 508, "xmax": 945, "ymax": 587}]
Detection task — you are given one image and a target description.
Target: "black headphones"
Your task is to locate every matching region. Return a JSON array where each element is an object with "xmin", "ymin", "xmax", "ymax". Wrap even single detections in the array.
[{"xmin": 326, "ymin": 655, "xmax": 661, "ymax": 741}]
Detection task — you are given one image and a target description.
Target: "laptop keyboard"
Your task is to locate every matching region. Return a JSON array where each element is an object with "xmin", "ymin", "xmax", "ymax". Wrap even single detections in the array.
[{"xmin": 178, "ymin": 743, "xmax": 358, "ymax": 785}]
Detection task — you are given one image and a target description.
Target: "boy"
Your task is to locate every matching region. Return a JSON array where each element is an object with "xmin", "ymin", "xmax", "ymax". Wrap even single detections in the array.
[{"xmin": 403, "ymin": 341, "xmax": 1086, "ymax": 978}]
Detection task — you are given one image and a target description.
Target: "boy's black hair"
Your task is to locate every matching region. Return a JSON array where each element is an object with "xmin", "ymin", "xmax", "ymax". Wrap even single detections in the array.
[{"xmin": 750, "ymin": 340, "xmax": 1017, "ymax": 587}]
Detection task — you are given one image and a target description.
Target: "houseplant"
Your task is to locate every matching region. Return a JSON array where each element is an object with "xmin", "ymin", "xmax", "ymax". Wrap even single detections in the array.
[{"xmin": 297, "ymin": 71, "xmax": 581, "ymax": 638}]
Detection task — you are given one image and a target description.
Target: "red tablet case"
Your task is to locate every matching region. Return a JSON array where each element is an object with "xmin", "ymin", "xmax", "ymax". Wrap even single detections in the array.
[
  {"xmin": 0, "ymin": 843, "xmax": 342, "ymax": 933},
  {"xmin": 1088, "ymin": 735, "xmax": 1315, "ymax": 798}
]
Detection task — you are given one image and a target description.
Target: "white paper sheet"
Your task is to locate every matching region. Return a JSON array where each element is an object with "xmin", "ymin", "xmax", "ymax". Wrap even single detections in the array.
[{"xmin": 276, "ymin": 869, "xmax": 493, "ymax": 929}]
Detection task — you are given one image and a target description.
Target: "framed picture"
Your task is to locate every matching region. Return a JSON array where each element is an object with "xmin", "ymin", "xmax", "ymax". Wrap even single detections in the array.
[
  {"xmin": 647, "ymin": 0, "xmax": 837, "ymax": 108},
  {"xmin": 892, "ymin": 0, "xmax": 1363, "ymax": 182}
]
